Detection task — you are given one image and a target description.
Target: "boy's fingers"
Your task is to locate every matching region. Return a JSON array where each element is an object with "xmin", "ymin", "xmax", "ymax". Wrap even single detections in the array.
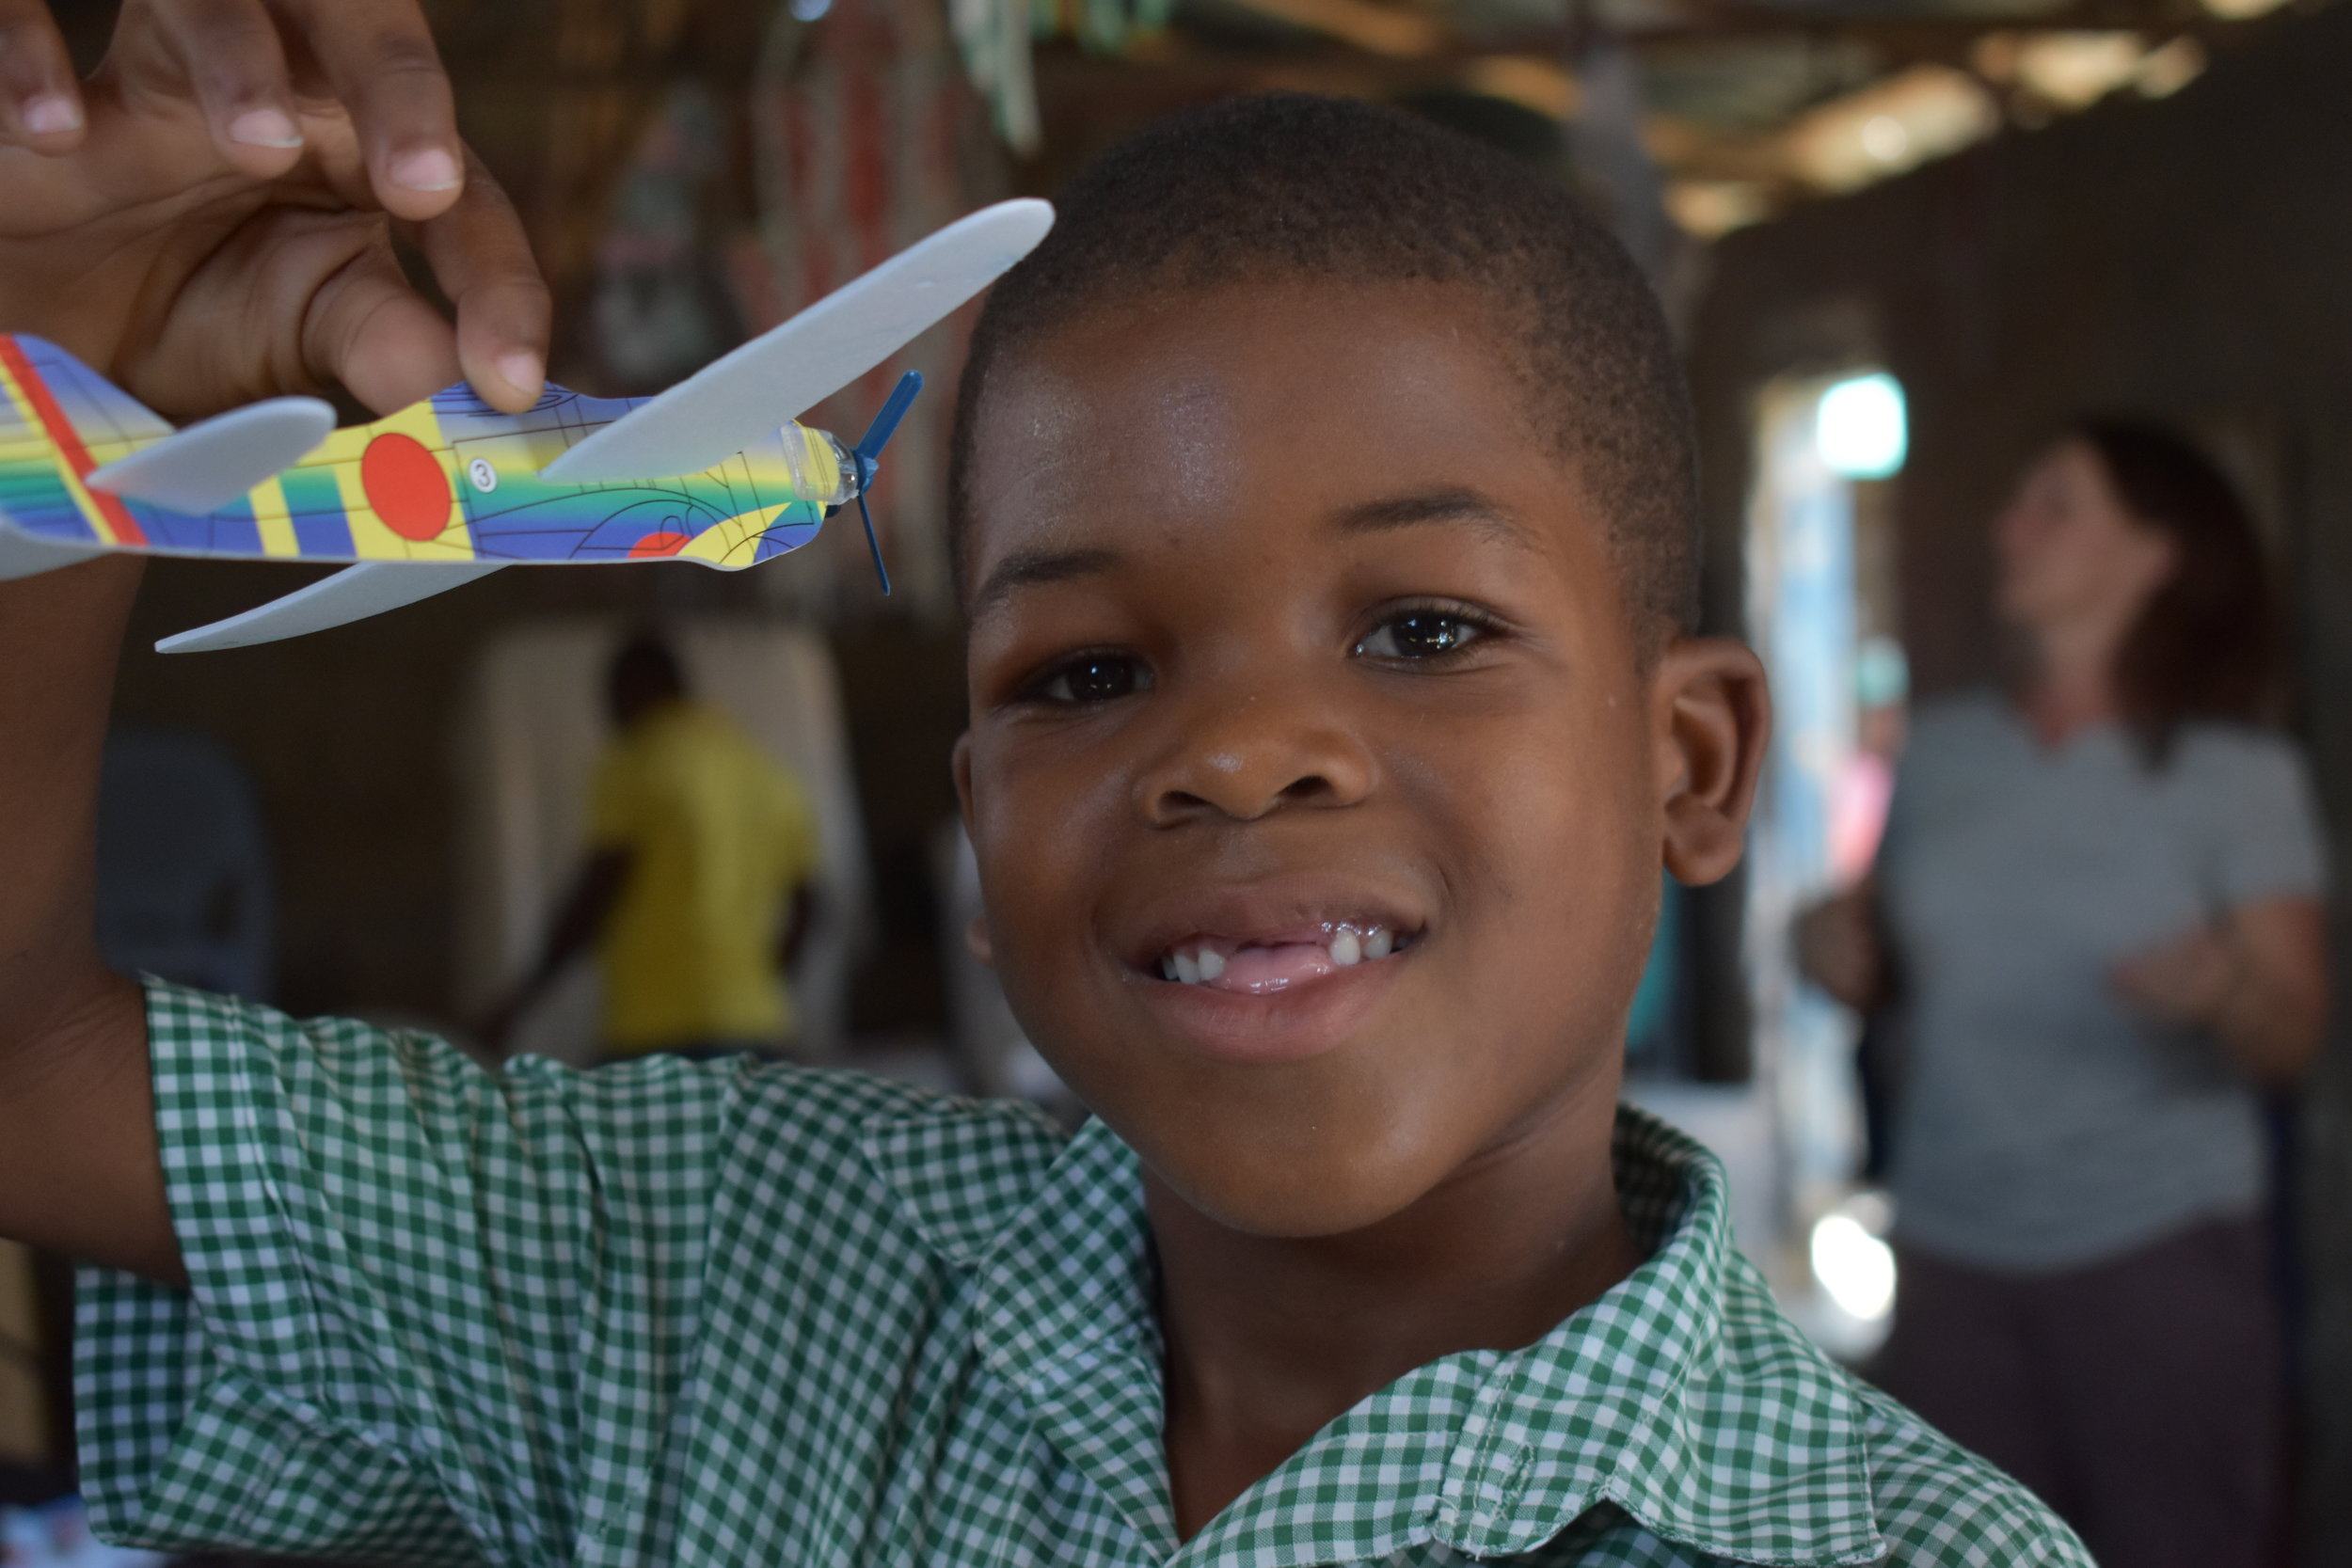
[
  {"xmin": 302, "ymin": 233, "xmax": 462, "ymax": 415},
  {"xmin": 0, "ymin": 0, "xmax": 87, "ymax": 152},
  {"xmin": 146, "ymin": 0, "xmax": 304, "ymax": 177},
  {"xmin": 415, "ymin": 152, "xmax": 550, "ymax": 412},
  {"xmin": 279, "ymin": 0, "xmax": 461, "ymax": 223}
]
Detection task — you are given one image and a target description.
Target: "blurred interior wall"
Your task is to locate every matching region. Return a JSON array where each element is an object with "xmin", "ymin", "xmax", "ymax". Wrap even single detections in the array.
[{"xmin": 1686, "ymin": 8, "xmax": 2352, "ymax": 1556}]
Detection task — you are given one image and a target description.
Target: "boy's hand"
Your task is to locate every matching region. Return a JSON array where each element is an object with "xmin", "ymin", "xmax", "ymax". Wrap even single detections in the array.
[{"xmin": 0, "ymin": 0, "xmax": 548, "ymax": 419}]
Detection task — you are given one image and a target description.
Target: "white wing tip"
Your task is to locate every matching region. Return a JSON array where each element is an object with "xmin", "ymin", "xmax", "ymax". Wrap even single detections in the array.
[
  {"xmin": 975, "ymin": 198, "xmax": 1056, "ymax": 247},
  {"xmin": 158, "ymin": 560, "xmax": 503, "ymax": 653},
  {"xmin": 535, "ymin": 199, "xmax": 1057, "ymax": 488}
]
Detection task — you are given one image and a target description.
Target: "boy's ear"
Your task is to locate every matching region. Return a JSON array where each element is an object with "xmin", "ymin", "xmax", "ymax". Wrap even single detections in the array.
[
  {"xmin": 1650, "ymin": 636, "xmax": 1772, "ymax": 887},
  {"xmin": 950, "ymin": 731, "xmax": 994, "ymax": 967}
]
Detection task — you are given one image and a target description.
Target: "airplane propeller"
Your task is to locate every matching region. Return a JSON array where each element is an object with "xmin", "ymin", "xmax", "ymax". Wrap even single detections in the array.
[{"xmin": 846, "ymin": 371, "xmax": 923, "ymax": 597}]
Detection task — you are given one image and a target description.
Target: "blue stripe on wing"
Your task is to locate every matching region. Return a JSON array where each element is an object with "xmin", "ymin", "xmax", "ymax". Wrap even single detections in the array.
[
  {"xmin": 278, "ymin": 467, "xmax": 354, "ymax": 556},
  {"xmin": 122, "ymin": 496, "xmax": 262, "ymax": 554}
]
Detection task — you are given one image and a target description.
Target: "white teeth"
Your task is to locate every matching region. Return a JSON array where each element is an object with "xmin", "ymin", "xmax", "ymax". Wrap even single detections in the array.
[{"xmin": 1159, "ymin": 927, "xmax": 1408, "ymax": 984}]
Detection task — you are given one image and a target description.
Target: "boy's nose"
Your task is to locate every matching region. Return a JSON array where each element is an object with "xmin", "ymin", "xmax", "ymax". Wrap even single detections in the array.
[{"xmin": 1135, "ymin": 686, "xmax": 1375, "ymax": 825}]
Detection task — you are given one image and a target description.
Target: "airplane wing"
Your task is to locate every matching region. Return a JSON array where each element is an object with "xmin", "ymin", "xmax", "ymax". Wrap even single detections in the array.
[
  {"xmin": 539, "ymin": 198, "xmax": 1054, "ymax": 484},
  {"xmin": 86, "ymin": 396, "xmax": 335, "ymax": 514},
  {"xmin": 156, "ymin": 560, "xmax": 506, "ymax": 653}
]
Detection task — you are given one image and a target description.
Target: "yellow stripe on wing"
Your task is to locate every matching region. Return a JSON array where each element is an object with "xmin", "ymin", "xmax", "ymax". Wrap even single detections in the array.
[{"xmin": 247, "ymin": 474, "xmax": 299, "ymax": 557}]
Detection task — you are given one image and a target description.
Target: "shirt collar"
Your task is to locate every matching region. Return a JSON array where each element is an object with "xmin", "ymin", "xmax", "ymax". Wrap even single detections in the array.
[{"xmin": 863, "ymin": 1101, "xmax": 1885, "ymax": 1568}]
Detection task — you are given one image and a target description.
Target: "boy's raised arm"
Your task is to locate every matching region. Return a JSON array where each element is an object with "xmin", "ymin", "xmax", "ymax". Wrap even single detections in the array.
[
  {"xmin": 0, "ymin": 558, "xmax": 180, "ymax": 1283},
  {"xmin": 0, "ymin": 0, "xmax": 551, "ymax": 1286}
]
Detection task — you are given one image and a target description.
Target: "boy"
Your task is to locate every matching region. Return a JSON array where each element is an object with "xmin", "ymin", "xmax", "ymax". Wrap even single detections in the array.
[{"xmin": 0, "ymin": 14, "xmax": 2086, "ymax": 1564}]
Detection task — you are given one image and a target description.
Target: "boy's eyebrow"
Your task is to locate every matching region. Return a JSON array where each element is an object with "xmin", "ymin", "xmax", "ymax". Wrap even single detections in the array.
[
  {"xmin": 969, "ymin": 546, "xmax": 1123, "ymax": 621},
  {"xmin": 1332, "ymin": 487, "xmax": 1539, "ymax": 550},
  {"xmin": 970, "ymin": 488, "xmax": 1534, "ymax": 619}
]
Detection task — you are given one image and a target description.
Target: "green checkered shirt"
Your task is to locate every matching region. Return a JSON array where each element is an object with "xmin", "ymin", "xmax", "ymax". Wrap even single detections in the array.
[{"xmin": 77, "ymin": 981, "xmax": 2087, "ymax": 1567}]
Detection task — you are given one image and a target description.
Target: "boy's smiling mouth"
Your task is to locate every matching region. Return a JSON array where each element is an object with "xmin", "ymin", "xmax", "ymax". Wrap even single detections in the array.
[
  {"xmin": 1154, "ymin": 922, "xmax": 1418, "ymax": 993},
  {"xmin": 1108, "ymin": 881, "xmax": 1434, "ymax": 1065}
]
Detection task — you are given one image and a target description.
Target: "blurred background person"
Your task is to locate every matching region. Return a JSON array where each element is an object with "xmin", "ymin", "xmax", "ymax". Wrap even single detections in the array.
[
  {"xmin": 487, "ymin": 633, "xmax": 820, "ymax": 1061},
  {"xmin": 1799, "ymin": 420, "xmax": 2329, "ymax": 1568}
]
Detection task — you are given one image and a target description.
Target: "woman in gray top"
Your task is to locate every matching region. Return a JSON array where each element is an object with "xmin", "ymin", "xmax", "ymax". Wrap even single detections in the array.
[{"xmin": 1802, "ymin": 421, "xmax": 2329, "ymax": 1568}]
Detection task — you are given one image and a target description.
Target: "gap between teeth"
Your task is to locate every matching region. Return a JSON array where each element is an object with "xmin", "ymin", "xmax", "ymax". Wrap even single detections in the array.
[{"xmin": 1158, "ymin": 925, "xmax": 1399, "ymax": 984}]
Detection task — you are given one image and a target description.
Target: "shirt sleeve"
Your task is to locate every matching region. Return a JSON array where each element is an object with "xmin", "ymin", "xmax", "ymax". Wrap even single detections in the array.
[
  {"xmin": 2200, "ymin": 734, "xmax": 2330, "ymax": 909},
  {"xmin": 75, "ymin": 980, "xmax": 739, "ymax": 1567}
]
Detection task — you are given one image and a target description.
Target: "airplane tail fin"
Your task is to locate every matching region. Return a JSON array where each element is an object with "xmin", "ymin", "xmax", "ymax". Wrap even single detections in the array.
[
  {"xmin": 0, "ymin": 335, "xmax": 173, "ymax": 460},
  {"xmin": 86, "ymin": 397, "xmax": 334, "ymax": 514},
  {"xmin": 0, "ymin": 334, "xmax": 175, "ymax": 556}
]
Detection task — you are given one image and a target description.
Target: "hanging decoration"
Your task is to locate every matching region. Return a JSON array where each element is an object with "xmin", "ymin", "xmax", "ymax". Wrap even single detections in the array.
[{"xmin": 748, "ymin": 0, "xmax": 1016, "ymax": 616}]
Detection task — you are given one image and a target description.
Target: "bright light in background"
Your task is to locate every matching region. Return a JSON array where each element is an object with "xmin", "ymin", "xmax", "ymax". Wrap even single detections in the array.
[
  {"xmin": 788, "ymin": 0, "xmax": 834, "ymax": 20},
  {"xmin": 1784, "ymin": 66, "xmax": 1998, "ymax": 194},
  {"xmin": 1665, "ymin": 180, "xmax": 1772, "ymax": 240},
  {"xmin": 1816, "ymin": 373, "xmax": 1908, "ymax": 479},
  {"xmin": 1810, "ymin": 1210, "xmax": 1897, "ymax": 1322},
  {"xmin": 2136, "ymin": 37, "xmax": 2207, "ymax": 98}
]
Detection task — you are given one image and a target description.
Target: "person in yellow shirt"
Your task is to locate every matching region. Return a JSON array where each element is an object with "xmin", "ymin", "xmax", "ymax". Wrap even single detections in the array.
[{"xmin": 488, "ymin": 635, "xmax": 820, "ymax": 1060}]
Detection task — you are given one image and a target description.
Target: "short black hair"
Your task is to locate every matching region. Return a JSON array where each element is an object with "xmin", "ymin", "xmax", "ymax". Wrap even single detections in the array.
[{"xmin": 947, "ymin": 92, "xmax": 1696, "ymax": 640}]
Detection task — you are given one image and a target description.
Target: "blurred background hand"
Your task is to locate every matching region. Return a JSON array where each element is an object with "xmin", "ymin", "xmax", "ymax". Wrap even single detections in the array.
[
  {"xmin": 2110, "ymin": 922, "xmax": 2238, "ymax": 1032},
  {"xmin": 1794, "ymin": 883, "xmax": 1884, "ymax": 1014}
]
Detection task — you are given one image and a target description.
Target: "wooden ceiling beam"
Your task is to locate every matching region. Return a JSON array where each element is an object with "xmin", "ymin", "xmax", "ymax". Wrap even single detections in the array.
[{"xmin": 1202, "ymin": 0, "xmax": 2300, "ymax": 68}]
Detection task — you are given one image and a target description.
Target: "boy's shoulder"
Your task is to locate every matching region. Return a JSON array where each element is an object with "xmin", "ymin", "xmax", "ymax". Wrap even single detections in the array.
[
  {"xmin": 1676, "ymin": 1265, "xmax": 2089, "ymax": 1568},
  {"xmin": 1847, "ymin": 1377, "xmax": 2091, "ymax": 1568},
  {"xmin": 1481, "ymin": 1110, "xmax": 2090, "ymax": 1568}
]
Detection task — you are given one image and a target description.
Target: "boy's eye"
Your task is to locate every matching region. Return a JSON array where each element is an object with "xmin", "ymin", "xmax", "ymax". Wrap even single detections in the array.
[
  {"xmin": 1355, "ymin": 609, "xmax": 1488, "ymax": 661},
  {"xmin": 1028, "ymin": 652, "xmax": 1152, "ymax": 705}
]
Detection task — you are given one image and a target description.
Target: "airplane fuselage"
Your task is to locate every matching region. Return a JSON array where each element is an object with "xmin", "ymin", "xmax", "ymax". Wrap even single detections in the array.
[{"xmin": 0, "ymin": 336, "xmax": 851, "ymax": 574}]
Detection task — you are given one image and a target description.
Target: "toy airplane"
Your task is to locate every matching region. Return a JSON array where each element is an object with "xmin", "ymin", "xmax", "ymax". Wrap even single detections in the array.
[{"xmin": 0, "ymin": 198, "xmax": 1054, "ymax": 652}]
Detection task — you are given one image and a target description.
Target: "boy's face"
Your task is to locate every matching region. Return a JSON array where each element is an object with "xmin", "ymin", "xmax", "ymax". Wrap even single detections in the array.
[{"xmin": 955, "ymin": 279, "xmax": 1761, "ymax": 1238}]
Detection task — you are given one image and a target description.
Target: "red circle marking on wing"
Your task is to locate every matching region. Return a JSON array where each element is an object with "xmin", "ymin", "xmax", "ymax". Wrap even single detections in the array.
[{"xmin": 360, "ymin": 433, "xmax": 453, "ymax": 542}]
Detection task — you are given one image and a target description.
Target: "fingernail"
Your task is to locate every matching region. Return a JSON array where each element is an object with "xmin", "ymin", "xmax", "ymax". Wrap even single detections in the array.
[
  {"xmin": 227, "ymin": 107, "xmax": 303, "ymax": 149},
  {"xmin": 390, "ymin": 147, "xmax": 462, "ymax": 192},
  {"xmin": 23, "ymin": 94, "xmax": 82, "ymax": 135},
  {"xmin": 496, "ymin": 350, "xmax": 544, "ymax": 393}
]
